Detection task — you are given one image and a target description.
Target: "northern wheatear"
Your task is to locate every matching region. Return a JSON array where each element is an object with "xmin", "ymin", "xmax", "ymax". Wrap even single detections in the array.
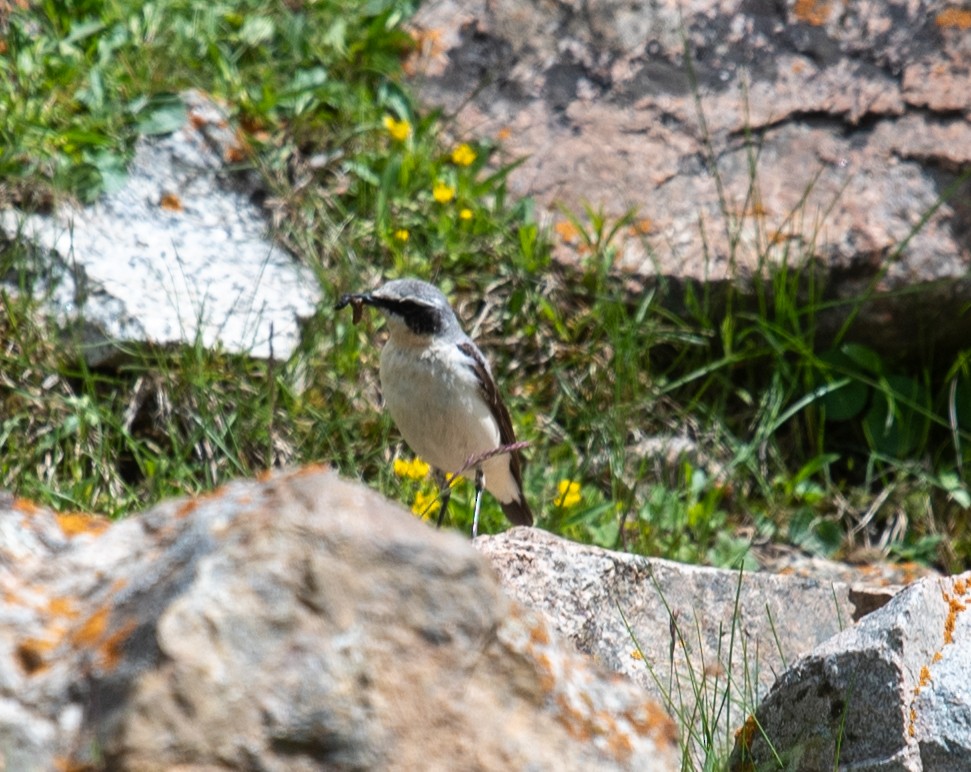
[{"xmin": 336, "ymin": 278, "xmax": 533, "ymax": 533}]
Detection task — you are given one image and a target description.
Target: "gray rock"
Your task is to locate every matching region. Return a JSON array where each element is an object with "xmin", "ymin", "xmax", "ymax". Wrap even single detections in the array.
[
  {"xmin": 409, "ymin": 0, "xmax": 971, "ymax": 353},
  {"xmin": 475, "ymin": 527, "xmax": 860, "ymax": 762},
  {"xmin": 0, "ymin": 91, "xmax": 319, "ymax": 364},
  {"xmin": 730, "ymin": 571, "xmax": 971, "ymax": 771},
  {"xmin": 0, "ymin": 469, "xmax": 680, "ymax": 771}
]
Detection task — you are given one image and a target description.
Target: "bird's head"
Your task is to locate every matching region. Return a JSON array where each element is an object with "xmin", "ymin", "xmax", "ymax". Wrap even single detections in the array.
[{"xmin": 336, "ymin": 279, "xmax": 459, "ymax": 340}]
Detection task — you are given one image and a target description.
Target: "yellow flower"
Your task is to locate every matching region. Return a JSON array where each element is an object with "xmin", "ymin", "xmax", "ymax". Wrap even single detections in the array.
[
  {"xmin": 554, "ymin": 479, "xmax": 582, "ymax": 508},
  {"xmin": 451, "ymin": 143, "xmax": 476, "ymax": 166},
  {"xmin": 394, "ymin": 228, "xmax": 410, "ymax": 242},
  {"xmin": 383, "ymin": 114, "xmax": 412, "ymax": 142},
  {"xmin": 411, "ymin": 489, "xmax": 441, "ymax": 519},
  {"xmin": 432, "ymin": 180, "xmax": 455, "ymax": 204},
  {"xmin": 394, "ymin": 456, "xmax": 431, "ymax": 480},
  {"xmin": 459, "ymin": 208, "xmax": 473, "ymax": 221}
]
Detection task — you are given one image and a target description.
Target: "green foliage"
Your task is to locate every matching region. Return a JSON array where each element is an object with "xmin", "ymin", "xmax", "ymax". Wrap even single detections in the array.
[
  {"xmin": 620, "ymin": 567, "xmax": 783, "ymax": 769},
  {"xmin": 629, "ymin": 464, "xmax": 757, "ymax": 569},
  {"xmin": 0, "ymin": 0, "xmax": 416, "ymax": 202}
]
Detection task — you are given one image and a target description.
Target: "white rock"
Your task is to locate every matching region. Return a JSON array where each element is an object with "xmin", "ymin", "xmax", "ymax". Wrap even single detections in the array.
[{"xmin": 1, "ymin": 91, "xmax": 319, "ymax": 363}]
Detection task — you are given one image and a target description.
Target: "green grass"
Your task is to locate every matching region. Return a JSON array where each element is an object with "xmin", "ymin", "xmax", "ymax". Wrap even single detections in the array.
[
  {"xmin": 2, "ymin": 0, "xmax": 971, "ymax": 574},
  {"xmin": 620, "ymin": 565, "xmax": 797, "ymax": 769}
]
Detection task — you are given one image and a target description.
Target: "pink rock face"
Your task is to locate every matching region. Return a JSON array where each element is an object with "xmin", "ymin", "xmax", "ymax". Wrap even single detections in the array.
[{"xmin": 408, "ymin": 0, "xmax": 971, "ymax": 353}]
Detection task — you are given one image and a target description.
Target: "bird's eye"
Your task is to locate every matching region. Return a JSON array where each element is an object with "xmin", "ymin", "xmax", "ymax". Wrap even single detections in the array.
[{"xmin": 395, "ymin": 300, "xmax": 441, "ymax": 334}]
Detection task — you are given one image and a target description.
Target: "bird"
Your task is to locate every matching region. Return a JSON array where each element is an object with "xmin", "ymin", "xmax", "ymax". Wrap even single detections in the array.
[{"xmin": 336, "ymin": 278, "xmax": 533, "ymax": 534}]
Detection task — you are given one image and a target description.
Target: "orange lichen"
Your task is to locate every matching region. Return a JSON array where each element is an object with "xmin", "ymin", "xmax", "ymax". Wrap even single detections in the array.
[
  {"xmin": 627, "ymin": 701, "xmax": 679, "ymax": 747},
  {"xmin": 70, "ymin": 607, "xmax": 109, "ymax": 648},
  {"xmin": 942, "ymin": 587, "xmax": 966, "ymax": 645},
  {"xmin": 176, "ymin": 499, "xmax": 200, "ymax": 519},
  {"xmin": 529, "ymin": 622, "xmax": 550, "ymax": 646},
  {"xmin": 159, "ymin": 192, "xmax": 183, "ymax": 212},
  {"xmin": 224, "ymin": 145, "xmax": 244, "ymax": 164},
  {"xmin": 606, "ymin": 717, "xmax": 634, "ymax": 759},
  {"xmin": 936, "ymin": 8, "xmax": 971, "ymax": 29},
  {"xmin": 630, "ymin": 649, "xmax": 644, "ymax": 661},
  {"xmin": 48, "ymin": 595, "xmax": 79, "ymax": 619},
  {"xmin": 65, "ymin": 603, "xmax": 138, "ymax": 671},
  {"xmin": 736, "ymin": 201, "xmax": 768, "ymax": 218},
  {"xmin": 224, "ymin": 136, "xmax": 250, "ymax": 163},
  {"xmin": 909, "ymin": 578, "xmax": 970, "ymax": 735},
  {"xmin": 55, "ymin": 511, "xmax": 111, "ymax": 538},
  {"xmin": 534, "ymin": 652, "xmax": 556, "ymax": 692},
  {"xmin": 402, "ymin": 26, "xmax": 445, "ymax": 75},
  {"xmin": 13, "ymin": 497, "xmax": 42, "ymax": 515},
  {"xmin": 735, "ymin": 714, "xmax": 759, "ymax": 750},
  {"xmin": 554, "ymin": 219, "xmax": 582, "ymax": 244},
  {"xmin": 898, "ymin": 562, "xmax": 926, "ymax": 586},
  {"xmin": 919, "ymin": 665, "xmax": 931, "ymax": 686},
  {"xmin": 99, "ymin": 619, "xmax": 137, "ymax": 671},
  {"xmin": 555, "ymin": 693, "xmax": 591, "ymax": 741},
  {"xmin": 173, "ymin": 469, "xmax": 265, "ymax": 517},
  {"xmin": 627, "ymin": 218, "xmax": 653, "ymax": 236},
  {"xmin": 290, "ymin": 463, "xmax": 330, "ymax": 479},
  {"xmin": 793, "ymin": 0, "xmax": 832, "ymax": 25},
  {"xmin": 411, "ymin": 26, "xmax": 444, "ymax": 57},
  {"xmin": 944, "ymin": 615, "xmax": 954, "ymax": 644},
  {"xmin": 1, "ymin": 588, "xmax": 22, "ymax": 606},
  {"xmin": 53, "ymin": 757, "xmax": 98, "ymax": 772},
  {"xmin": 579, "ymin": 688, "xmax": 596, "ymax": 712}
]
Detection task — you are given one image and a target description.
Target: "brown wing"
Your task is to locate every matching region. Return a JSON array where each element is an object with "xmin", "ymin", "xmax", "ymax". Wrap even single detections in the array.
[{"xmin": 456, "ymin": 341, "xmax": 533, "ymax": 526}]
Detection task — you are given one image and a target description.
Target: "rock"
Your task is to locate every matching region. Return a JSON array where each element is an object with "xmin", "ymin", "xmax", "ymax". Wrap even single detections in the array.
[
  {"xmin": 475, "ymin": 527, "xmax": 862, "ymax": 762},
  {"xmin": 408, "ymin": 0, "xmax": 971, "ymax": 354},
  {"xmin": 747, "ymin": 540, "xmax": 940, "ymax": 616},
  {"xmin": 0, "ymin": 469, "xmax": 680, "ymax": 771},
  {"xmin": 0, "ymin": 90, "xmax": 319, "ymax": 364},
  {"xmin": 730, "ymin": 571, "xmax": 971, "ymax": 771}
]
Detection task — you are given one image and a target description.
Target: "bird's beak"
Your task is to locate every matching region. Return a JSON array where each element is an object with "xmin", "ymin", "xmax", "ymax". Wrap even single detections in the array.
[
  {"xmin": 334, "ymin": 292, "xmax": 373, "ymax": 310},
  {"xmin": 335, "ymin": 292, "xmax": 376, "ymax": 323}
]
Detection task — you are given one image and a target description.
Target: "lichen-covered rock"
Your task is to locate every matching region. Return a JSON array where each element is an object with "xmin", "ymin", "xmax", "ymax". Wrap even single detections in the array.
[
  {"xmin": 0, "ymin": 469, "xmax": 680, "ymax": 771},
  {"xmin": 730, "ymin": 572, "xmax": 971, "ymax": 771},
  {"xmin": 476, "ymin": 528, "xmax": 875, "ymax": 762},
  {"xmin": 476, "ymin": 528, "xmax": 940, "ymax": 757},
  {"xmin": 409, "ymin": 0, "xmax": 971, "ymax": 354}
]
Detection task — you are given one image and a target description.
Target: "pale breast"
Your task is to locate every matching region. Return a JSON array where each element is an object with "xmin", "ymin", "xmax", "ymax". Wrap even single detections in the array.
[{"xmin": 379, "ymin": 341, "xmax": 501, "ymax": 477}]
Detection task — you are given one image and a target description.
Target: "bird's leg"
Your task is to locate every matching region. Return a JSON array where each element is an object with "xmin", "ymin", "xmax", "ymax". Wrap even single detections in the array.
[
  {"xmin": 471, "ymin": 467, "xmax": 484, "ymax": 538},
  {"xmin": 435, "ymin": 469, "xmax": 451, "ymax": 528}
]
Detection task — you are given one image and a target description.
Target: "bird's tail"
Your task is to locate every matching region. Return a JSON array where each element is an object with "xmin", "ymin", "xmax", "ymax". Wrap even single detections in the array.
[{"xmin": 501, "ymin": 496, "xmax": 533, "ymax": 527}]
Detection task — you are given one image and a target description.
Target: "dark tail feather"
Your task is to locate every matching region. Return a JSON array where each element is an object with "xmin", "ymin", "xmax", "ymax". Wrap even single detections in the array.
[{"xmin": 501, "ymin": 496, "xmax": 533, "ymax": 527}]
